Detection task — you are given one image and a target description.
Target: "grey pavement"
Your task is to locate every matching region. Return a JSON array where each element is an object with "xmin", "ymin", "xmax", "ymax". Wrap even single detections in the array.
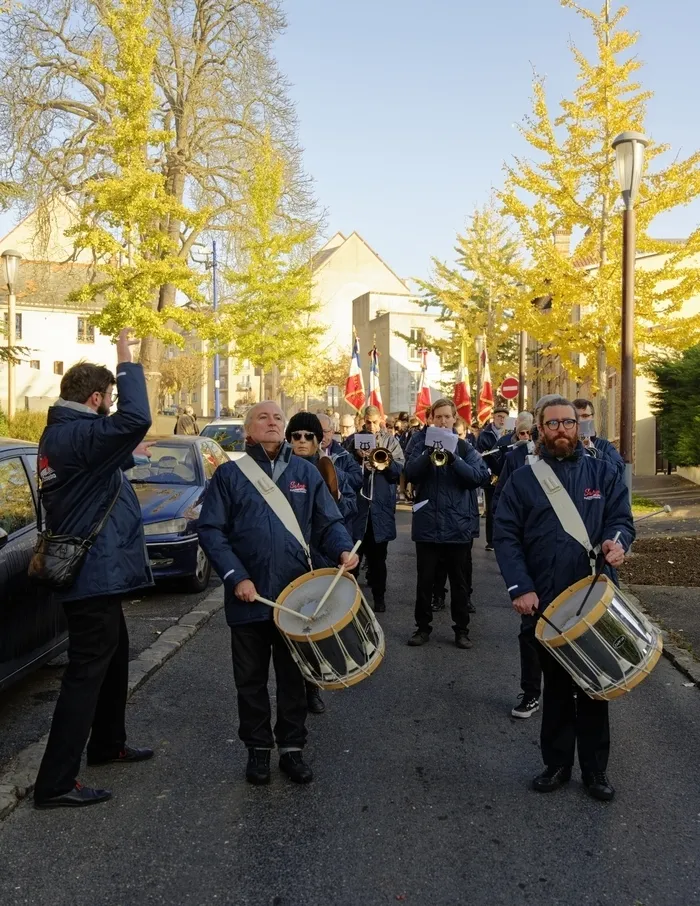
[
  {"xmin": 633, "ymin": 474, "xmax": 700, "ymax": 536},
  {"xmin": 0, "ymin": 515, "xmax": 699, "ymax": 906},
  {"xmin": 0, "ymin": 578, "xmax": 220, "ymax": 771},
  {"xmin": 631, "ymin": 585, "xmax": 700, "ymax": 656}
]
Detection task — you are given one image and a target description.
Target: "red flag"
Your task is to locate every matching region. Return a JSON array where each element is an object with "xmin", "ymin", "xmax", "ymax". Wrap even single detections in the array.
[
  {"xmin": 344, "ymin": 335, "xmax": 365, "ymax": 412},
  {"xmin": 478, "ymin": 347, "xmax": 494, "ymax": 426},
  {"xmin": 367, "ymin": 344, "xmax": 384, "ymax": 416},
  {"xmin": 414, "ymin": 348, "xmax": 432, "ymax": 424},
  {"xmin": 454, "ymin": 363, "xmax": 472, "ymax": 425}
]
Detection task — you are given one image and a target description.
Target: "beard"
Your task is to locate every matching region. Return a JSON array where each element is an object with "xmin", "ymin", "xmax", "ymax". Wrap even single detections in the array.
[
  {"xmin": 543, "ymin": 433, "xmax": 578, "ymax": 458},
  {"xmin": 97, "ymin": 402, "xmax": 111, "ymax": 416}
]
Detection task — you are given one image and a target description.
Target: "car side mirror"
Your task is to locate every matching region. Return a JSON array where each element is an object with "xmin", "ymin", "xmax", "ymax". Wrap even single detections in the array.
[{"xmin": 0, "ymin": 527, "xmax": 8, "ymax": 549}]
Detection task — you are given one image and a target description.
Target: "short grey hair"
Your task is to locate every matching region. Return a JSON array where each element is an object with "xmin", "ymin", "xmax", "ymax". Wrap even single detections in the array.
[
  {"xmin": 538, "ymin": 397, "xmax": 577, "ymax": 426},
  {"xmin": 515, "ymin": 411, "xmax": 534, "ymax": 432},
  {"xmin": 364, "ymin": 405, "xmax": 381, "ymax": 418},
  {"xmin": 318, "ymin": 413, "xmax": 332, "ymax": 430},
  {"xmin": 534, "ymin": 393, "xmax": 562, "ymax": 414},
  {"xmin": 244, "ymin": 401, "xmax": 285, "ymax": 431}
]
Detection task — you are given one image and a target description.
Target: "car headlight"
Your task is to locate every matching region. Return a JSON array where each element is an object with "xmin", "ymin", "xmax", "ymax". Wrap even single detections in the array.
[{"xmin": 144, "ymin": 518, "xmax": 188, "ymax": 536}]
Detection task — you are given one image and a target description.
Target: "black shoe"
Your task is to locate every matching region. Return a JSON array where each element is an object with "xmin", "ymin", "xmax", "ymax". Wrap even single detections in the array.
[
  {"xmin": 467, "ymin": 599, "xmax": 476, "ymax": 614},
  {"xmin": 306, "ymin": 686, "xmax": 326, "ymax": 714},
  {"xmin": 532, "ymin": 765, "xmax": 572, "ymax": 793},
  {"xmin": 373, "ymin": 597, "xmax": 386, "ymax": 613},
  {"xmin": 34, "ymin": 782, "xmax": 112, "ymax": 810},
  {"xmin": 511, "ymin": 694, "xmax": 540, "ymax": 719},
  {"xmin": 431, "ymin": 595, "xmax": 446, "ymax": 612},
  {"xmin": 87, "ymin": 745, "xmax": 154, "ymax": 766},
  {"xmin": 246, "ymin": 748, "xmax": 271, "ymax": 785},
  {"xmin": 407, "ymin": 629, "xmax": 430, "ymax": 646},
  {"xmin": 455, "ymin": 630, "xmax": 473, "ymax": 649},
  {"xmin": 279, "ymin": 751, "xmax": 313, "ymax": 784},
  {"xmin": 485, "ymin": 544, "xmax": 495, "ymax": 552},
  {"xmin": 582, "ymin": 770, "xmax": 615, "ymax": 802}
]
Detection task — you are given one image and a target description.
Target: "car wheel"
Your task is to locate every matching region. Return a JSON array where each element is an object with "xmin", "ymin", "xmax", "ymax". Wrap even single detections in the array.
[{"xmin": 187, "ymin": 544, "xmax": 211, "ymax": 593}]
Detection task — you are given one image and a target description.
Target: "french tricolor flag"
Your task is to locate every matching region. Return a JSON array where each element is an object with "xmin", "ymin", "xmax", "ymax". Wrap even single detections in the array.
[
  {"xmin": 344, "ymin": 335, "xmax": 365, "ymax": 413},
  {"xmin": 367, "ymin": 344, "xmax": 384, "ymax": 416}
]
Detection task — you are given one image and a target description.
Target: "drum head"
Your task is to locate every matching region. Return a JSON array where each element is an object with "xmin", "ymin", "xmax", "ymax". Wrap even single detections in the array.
[
  {"xmin": 538, "ymin": 576, "xmax": 613, "ymax": 643},
  {"xmin": 276, "ymin": 570, "xmax": 359, "ymax": 639}
]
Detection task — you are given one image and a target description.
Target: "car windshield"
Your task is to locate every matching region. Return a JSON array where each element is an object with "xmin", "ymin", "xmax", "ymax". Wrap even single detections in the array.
[
  {"xmin": 200, "ymin": 424, "xmax": 245, "ymax": 452},
  {"xmin": 127, "ymin": 445, "xmax": 199, "ymax": 485}
]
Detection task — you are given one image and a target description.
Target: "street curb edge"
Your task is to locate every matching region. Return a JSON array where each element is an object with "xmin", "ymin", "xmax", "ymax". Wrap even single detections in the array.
[{"xmin": 0, "ymin": 585, "xmax": 225, "ymax": 822}]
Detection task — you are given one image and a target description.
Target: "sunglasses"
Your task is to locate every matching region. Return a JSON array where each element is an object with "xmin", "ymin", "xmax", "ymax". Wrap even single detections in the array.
[
  {"xmin": 291, "ymin": 431, "xmax": 317, "ymax": 441},
  {"xmin": 543, "ymin": 418, "xmax": 577, "ymax": 430}
]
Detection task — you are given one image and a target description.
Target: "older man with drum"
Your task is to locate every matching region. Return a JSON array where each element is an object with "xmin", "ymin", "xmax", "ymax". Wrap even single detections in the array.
[
  {"xmin": 493, "ymin": 397, "xmax": 634, "ymax": 802},
  {"xmin": 198, "ymin": 402, "xmax": 358, "ymax": 786}
]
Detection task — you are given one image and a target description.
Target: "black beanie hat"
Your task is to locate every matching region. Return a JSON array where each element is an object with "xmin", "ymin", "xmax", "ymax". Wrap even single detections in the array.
[{"xmin": 285, "ymin": 411, "xmax": 323, "ymax": 443}]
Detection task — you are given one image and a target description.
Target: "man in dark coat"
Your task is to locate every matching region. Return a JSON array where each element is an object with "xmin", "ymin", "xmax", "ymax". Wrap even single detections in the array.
[
  {"xmin": 404, "ymin": 399, "xmax": 489, "ymax": 649},
  {"xmin": 476, "ymin": 407, "xmax": 509, "ymax": 551},
  {"xmin": 33, "ymin": 328, "xmax": 154, "ymax": 810},
  {"xmin": 345, "ymin": 405, "xmax": 404, "ymax": 613},
  {"xmin": 197, "ymin": 402, "xmax": 357, "ymax": 786},
  {"xmin": 573, "ymin": 398, "xmax": 625, "ymax": 477},
  {"xmin": 494, "ymin": 397, "xmax": 634, "ymax": 802}
]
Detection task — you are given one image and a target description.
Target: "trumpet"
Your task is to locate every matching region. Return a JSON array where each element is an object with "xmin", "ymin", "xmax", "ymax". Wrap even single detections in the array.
[
  {"xmin": 430, "ymin": 448, "xmax": 449, "ymax": 467},
  {"xmin": 360, "ymin": 447, "xmax": 394, "ymax": 501}
]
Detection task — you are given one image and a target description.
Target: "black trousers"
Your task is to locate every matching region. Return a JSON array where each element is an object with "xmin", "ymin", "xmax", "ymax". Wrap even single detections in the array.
[
  {"xmin": 35, "ymin": 595, "xmax": 129, "ymax": 800},
  {"xmin": 539, "ymin": 648, "xmax": 610, "ymax": 772},
  {"xmin": 360, "ymin": 518, "xmax": 389, "ymax": 601},
  {"xmin": 519, "ymin": 614, "xmax": 542, "ymax": 698},
  {"xmin": 484, "ymin": 484, "xmax": 495, "ymax": 545},
  {"xmin": 434, "ymin": 557, "xmax": 448, "ymax": 600},
  {"xmin": 230, "ymin": 621, "xmax": 307, "ymax": 750},
  {"xmin": 415, "ymin": 542, "xmax": 472, "ymax": 633}
]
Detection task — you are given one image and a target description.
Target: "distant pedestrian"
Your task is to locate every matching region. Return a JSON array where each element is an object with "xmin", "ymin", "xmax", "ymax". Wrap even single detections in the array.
[
  {"xmin": 174, "ymin": 406, "xmax": 199, "ymax": 435},
  {"xmin": 33, "ymin": 328, "xmax": 155, "ymax": 810}
]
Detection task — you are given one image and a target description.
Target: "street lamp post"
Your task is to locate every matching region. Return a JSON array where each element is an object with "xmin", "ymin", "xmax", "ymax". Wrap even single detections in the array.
[
  {"xmin": 2, "ymin": 249, "xmax": 22, "ymax": 420},
  {"xmin": 192, "ymin": 242, "xmax": 220, "ymax": 418},
  {"xmin": 518, "ymin": 329, "xmax": 527, "ymax": 412},
  {"xmin": 611, "ymin": 131, "xmax": 649, "ymax": 498}
]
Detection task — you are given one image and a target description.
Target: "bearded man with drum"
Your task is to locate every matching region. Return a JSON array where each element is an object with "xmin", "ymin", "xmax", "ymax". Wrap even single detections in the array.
[
  {"xmin": 493, "ymin": 398, "xmax": 634, "ymax": 801},
  {"xmin": 198, "ymin": 402, "xmax": 357, "ymax": 786}
]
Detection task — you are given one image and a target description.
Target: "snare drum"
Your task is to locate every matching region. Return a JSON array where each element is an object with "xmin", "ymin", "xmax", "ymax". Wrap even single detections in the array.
[
  {"xmin": 275, "ymin": 569, "xmax": 385, "ymax": 690},
  {"xmin": 535, "ymin": 575, "xmax": 662, "ymax": 701}
]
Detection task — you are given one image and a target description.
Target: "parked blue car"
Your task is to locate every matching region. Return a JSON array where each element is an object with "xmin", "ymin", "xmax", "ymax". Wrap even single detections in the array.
[
  {"xmin": 127, "ymin": 436, "xmax": 229, "ymax": 592},
  {"xmin": 0, "ymin": 438, "xmax": 67, "ymax": 692}
]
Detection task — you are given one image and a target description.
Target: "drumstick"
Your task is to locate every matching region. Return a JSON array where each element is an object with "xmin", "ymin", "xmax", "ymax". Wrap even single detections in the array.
[
  {"xmin": 311, "ymin": 539, "xmax": 362, "ymax": 619},
  {"xmin": 254, "ymin": 595, "xmax": 313, "ymax": 622},
  {"xmin": 575, "ymin": 530, "xmax": 622, "ymax": 618}
]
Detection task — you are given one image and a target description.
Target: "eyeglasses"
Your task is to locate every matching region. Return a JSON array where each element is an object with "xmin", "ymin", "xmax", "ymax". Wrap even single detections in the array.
[
  {"xmin": 543, "ymin": 418, "xmax": 577, "ymax": 430},
  {"xmin": 291, "ymin": 431, "xmax": 317, "ymax": 441}
]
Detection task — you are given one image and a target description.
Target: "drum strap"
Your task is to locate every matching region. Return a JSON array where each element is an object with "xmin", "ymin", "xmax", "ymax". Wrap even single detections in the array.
[
  {"xmin": 530, "ymin": 459, "xmax": 599, "ymax": 571},
  {"xmin": 231, "ymin": 453, "xmax": 313, "ymax": 570}
]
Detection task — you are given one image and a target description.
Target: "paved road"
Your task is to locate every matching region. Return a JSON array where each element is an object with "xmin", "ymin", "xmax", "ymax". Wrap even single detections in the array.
[
  {"xmin": 1, "ymin": 515, "xmax": 698, "ymax": 906},
  {"xmin": 0, "ymin": 578, "xmax": 220, "ymax": 770}
]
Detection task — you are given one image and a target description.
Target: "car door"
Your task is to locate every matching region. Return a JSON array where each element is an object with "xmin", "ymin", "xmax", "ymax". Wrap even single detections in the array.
[{"xmin": 0, "ymin": 452, "xmax": 66, "ymax": 690}]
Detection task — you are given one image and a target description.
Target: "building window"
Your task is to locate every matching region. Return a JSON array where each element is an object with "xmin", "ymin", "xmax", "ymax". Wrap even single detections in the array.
[
  {"xmin": 192, "ymin": 392, "xmax": 198, "ymax": 403},
  {"xmin": 77, "ymin": 317, "xmax": 95, "ymax": 343},
  {"xmin": 54, "ymin": 361, "xmax": 64, "ymax": 375},
  {"xmin": 3, "ymin": 312, "xmax": 22, "ymax": 340},
  {"xmin": 30, "ymin": 359, "xmax": 40, "ymax": 370},
  {"xmin": 408, "ymin": 328, "xmax": 423, "ymax": 361}
]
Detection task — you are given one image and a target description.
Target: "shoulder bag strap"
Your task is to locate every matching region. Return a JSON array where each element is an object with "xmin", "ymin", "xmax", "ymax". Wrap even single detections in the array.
[
  {"xmin": 530, "ymin": 459, "xmax": 599, "ymax": 571},
  {"xmin": 232, "ymin": 453, "xmax": 312, "ymax": 570}
]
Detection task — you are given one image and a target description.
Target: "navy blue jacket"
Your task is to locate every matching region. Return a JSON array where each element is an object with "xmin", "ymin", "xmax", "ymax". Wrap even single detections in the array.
[
  {"xmin": 590, "ymin": 436, "xmax": 625, "ymax": 477},
  {"xmin": 324, "ymin": 440, "xmax": 363, "ymax": 492},
  {"xmin": 493, "ymin": 444, "xmax": 635, "ymax": 609},
  {"xmin": 37, "ymin": 362, "xmax": 153, "ymax": 602},
  {"xmin": 404, "ymin": 425, "xmax": 426, "ymax": 459},
  {"xmin": 476, "ymin": 422, "xmax": 505, "ymax": 455},
  {"xmin": 492, "ymin": 442, "xmax": 530, "ymax": 515},
  {"xmin": 348, "ymin": 431, "xmax": 404, "ymax": 543},
  {"xmin": 405, "ymin": 434, "xmax": 489, "ymax": 543},
  {"xmin": 197, "ymin": 443, "xmax": 352, "ymax": 626}
]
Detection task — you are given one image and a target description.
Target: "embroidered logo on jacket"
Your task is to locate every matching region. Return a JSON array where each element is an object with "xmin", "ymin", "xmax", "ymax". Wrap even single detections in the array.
[
  {"xmin": 583, "ymin": 488, "xmax": 601, "ymax": 500},
  {"xmin": 289, "ymin": 481, "xmax": 307, "ymax": 494},
  {"xmin": 38, "ymin": 455, "xmax": 57, "ymax": 483}
]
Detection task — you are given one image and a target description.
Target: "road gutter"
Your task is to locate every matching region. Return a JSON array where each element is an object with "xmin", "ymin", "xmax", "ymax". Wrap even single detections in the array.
[{"xmin": 0, "ymin": 585, "xmax": 224, "ymax": 821}]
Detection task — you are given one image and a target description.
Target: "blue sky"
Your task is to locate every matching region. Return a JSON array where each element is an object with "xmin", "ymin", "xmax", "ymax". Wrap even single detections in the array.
[{"xmin": 275, "ymin": 0, "xmax": 700, "ymax": 281}]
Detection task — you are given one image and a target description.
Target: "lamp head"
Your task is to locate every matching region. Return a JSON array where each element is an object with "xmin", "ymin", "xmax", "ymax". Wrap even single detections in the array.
[
  {"xmin": 1, "ymin": 249, "xmax": 22, "ymax": 292},
  {"xmin": 611, "ymin": 131, "xmax": 649, "ymax": 209}
]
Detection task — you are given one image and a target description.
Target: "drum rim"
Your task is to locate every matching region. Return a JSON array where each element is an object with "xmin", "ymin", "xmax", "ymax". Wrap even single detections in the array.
[
  {"xmin": 314, "ymin": 638, "xmax": 385, "ymax": 690},
  {"xmin": 535, "ymin": 575, "xmax": 615, "ymax": 647},
  {"xmin": 275, "ymin": 568, "xmax": 361, "ymax": 642},
  {"xmin": 587, "ymin": 638, "xmax": 663, "ymax": 699}
]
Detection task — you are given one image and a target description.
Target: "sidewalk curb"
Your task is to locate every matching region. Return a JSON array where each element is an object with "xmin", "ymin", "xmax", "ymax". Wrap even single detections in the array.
[
  {"xmin": 0, "ymin": 585, "xmax": 225, "ymax": 822},
  {"xmin": 624, "ymin": 586, "xmax": 700, "ymax": 689}
]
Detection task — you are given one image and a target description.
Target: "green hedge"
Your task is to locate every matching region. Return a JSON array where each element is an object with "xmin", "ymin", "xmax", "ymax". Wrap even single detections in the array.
[
  {"xmin": 650, "ymin": 345, "xmax": 700, "ymax": 467},
  {"xmin": 0, "ymin": 410, "xmax": 47, "ymax": 443}
]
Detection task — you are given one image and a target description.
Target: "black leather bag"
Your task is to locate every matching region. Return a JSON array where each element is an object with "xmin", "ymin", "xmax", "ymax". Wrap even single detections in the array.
[{"xmin": 28, "ymin": 476, "xmax": 123, "ymax": 590}]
